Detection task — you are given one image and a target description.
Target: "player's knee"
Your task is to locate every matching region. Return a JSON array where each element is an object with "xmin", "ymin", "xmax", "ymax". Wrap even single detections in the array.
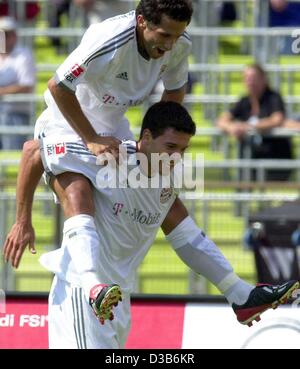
[
  {"xmin": 64, "ymin": 175, "xmax": 95, "ymax": 215},
  {"xmin": 67, "ymin": 183, "xmax": 93, "ymax": 203},
  {"xmin": 23, "ymin": 139, "xmax": 39, "ymax": 155}
]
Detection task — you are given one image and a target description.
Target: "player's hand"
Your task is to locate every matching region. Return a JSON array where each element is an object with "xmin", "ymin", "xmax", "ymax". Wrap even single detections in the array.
[
  {"xmin": 3, "ymin": 221, "xmax": 36, "ymax": 268},
  {"xmin": 87, "ymin": 136, "xmax": 121, "ymax": 159}
]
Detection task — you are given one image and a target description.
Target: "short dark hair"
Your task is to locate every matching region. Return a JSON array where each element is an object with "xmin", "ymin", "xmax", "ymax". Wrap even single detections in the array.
[
  {"xmin": 140, "ymin": 101, "xmax": 196, "ymax": 139},
  {"xmin": 136, "ymin": 0, "xmax": 193, "ymax": 25}
]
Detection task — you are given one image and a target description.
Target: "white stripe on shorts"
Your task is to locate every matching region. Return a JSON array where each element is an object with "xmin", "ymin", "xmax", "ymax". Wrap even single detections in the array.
[{"xmin": 71, "ymin": 287, "xmax": 87, "ymax": 349}]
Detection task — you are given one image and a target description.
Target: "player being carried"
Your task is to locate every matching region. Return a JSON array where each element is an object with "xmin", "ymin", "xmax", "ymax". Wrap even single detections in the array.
[{"xmin": 3, "ymin": 0, "xmax": 194, "ymax": 317}]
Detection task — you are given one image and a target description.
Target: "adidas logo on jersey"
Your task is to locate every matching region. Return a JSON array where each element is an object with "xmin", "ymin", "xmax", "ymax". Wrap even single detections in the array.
[{"xmin": 116, "ymin": 72, "xmax": 128, "ymax": 80}]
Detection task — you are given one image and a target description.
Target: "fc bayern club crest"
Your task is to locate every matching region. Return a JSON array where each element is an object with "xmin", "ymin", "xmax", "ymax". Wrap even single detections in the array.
[{"xmin": 160, "ymin": 188, "xmax": 173, "ymax": 204}]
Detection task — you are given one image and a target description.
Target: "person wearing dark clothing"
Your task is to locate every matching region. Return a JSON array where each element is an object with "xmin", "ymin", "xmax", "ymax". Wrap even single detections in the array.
[
  {"xmin": 269, "ymin": 0, "xmax": 300, "ymax": 27},
  {"xmin": 269, "ymin": 0, "xmax": 300, "ymax": 54},
  {"xmin": 220, "ymin": 2, "xmax": 237, "ymax": 23},
  {"xmin": 217, "ymin": 64, "xmax": 292, "ymax": 181}
]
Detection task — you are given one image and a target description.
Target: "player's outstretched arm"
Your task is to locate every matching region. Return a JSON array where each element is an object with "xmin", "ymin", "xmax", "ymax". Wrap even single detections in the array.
[
  {"xmin": 3, "ymin": 139, "xmax": 43, "ymax": 268},
  {"xmin": 162, "ymin": 197, "xmax": 234, "ymax": 288},
  {"xmin": 163, "ymin": 199, "xmax": 299, "ymax": 328}
]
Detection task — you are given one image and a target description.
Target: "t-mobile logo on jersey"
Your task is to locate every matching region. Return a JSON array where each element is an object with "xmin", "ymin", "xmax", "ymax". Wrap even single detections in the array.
[
  {"xmin": 101, "ymin": 94, "xmax": 146, "ymax": 107},
  {"xmin": 113, "ymin": 202, "xmax": 124, "ymax": 216},
  {"xmin": 112, "ymin": 203, "xmax": 161, "ymax": 225},
  {"xmin": 130, "ymin": 209, "xmax": 161, "ymax": 225}
]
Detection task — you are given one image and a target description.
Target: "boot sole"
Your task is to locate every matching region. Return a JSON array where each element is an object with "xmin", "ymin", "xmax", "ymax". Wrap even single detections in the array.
[{"xmin": 99, "ymin": 285, "xmax": 122, "ymax": 322}]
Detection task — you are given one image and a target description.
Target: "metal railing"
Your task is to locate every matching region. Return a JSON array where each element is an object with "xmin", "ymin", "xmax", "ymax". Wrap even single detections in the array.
[
  {"xmin": 0, "ymin": 123, "xmax": 287, "ymax": 136},
  {"xmin": 149, "ymin": 93, "xmax": 300, "ymax": 122},
  {"xmin": 3, "ymin": 0, "xmax": 299, "ymax": 62},
  {"xmin": 33, "ymin": 62, "xmax": 300, "ymax": 117},
  {"xmin": 3, "ymin": 91, "xmax": 286, "ymax": 136},
  {"xmin": 9, "ymin": 22, "xmax": 300, "ymax": 63},
  {"xmin": 2, "ymin": 156, "xmax": 299, "ymax": 187},
  {"xmin": 189, "ymin": 63, "xmax": 300, "ymax": 99},
  {"xmin": 189, "ymin": 26, "xmax": 300, "ymax": 63},
  {"xmin": 2, "ymin": 92, "xmax": 300, "ymax": 109},
  {"xmin": 35, "ymin": 61, "xmax": 300, "ymax": 97},
  {"xmin": 1, "ymin": 124, "xmax": 300, "ymax": 169}
]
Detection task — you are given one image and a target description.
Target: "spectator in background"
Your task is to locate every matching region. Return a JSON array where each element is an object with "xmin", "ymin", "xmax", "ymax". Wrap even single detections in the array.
[
  {"xmin": 269, "ymin": 0, "xmax": 300, "ymax": 27},
  {"xmin": 192, "ymin": 1, "xmax": 237, "ymax": 27},
  {"xmin": 0, "ymin": 16, "xmax": 36, "ymax": 150},
  {"xmin": 49, "ymin": 0, "xmax": 72, "ymax": 48},
  {"xmin": 268, "ymin": 0, "xmax": 300, "ymax": 54},
  {"xmin": 219, "ymin": 2, "xmax": 237, "ymax": 24},
  {"xmin": 78, "ymin": 0, "xmax": 134, "ymax": 25},
  {"xmin": 217, "ymin": 64, "xmax": 293, "ymax": 181},
  {"xmin": 50, "ymin": 0, "xmax": 132, "ymax": 49},
  {"xmin": 0, "ymin": 1, "xmax": 40, "ymax": 25}
]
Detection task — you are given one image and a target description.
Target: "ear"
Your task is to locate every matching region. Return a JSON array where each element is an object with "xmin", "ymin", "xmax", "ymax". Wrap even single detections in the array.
[
  {"xmin": 141, "ymin": 128, "xmax": 152, "ymax": 143},
  {"xmin": 137, "ymin": 14, "xmax": 147, "ymax": 30}
]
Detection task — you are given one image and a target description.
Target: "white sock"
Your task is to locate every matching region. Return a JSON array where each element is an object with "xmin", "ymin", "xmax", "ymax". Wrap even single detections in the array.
[
  {"xmin": 217, "ymin": 273, "xmax": 254, "ymax": 306},
  {"xmin": 63, "ymin": 214, "xmax": 101, "ymax": 298}
]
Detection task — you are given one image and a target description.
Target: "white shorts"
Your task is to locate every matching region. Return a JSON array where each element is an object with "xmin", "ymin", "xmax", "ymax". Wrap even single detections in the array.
[
  {"xmin": 39, "ymin": 134, "xmax": 101, "ymax": 190},
  {"xmin": 34, "ymin": 107, "xmax": 134, "ymax": 143},
  {"xmin": 48, "ymin": 276, "xmax": 131, "ymax": 349},
  {"xmin": 36, "ymin": 110, "xmax": 134, "ymax": 190}
]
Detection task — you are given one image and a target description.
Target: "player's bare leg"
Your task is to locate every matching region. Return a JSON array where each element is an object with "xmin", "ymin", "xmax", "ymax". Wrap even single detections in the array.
[
  {"xmin": 51, "ymin": 171, "xmax": 95, "ymax": 218},
  {"xmin": 50, "ymin": 172, "xmax": 122, "ymax": 324}
]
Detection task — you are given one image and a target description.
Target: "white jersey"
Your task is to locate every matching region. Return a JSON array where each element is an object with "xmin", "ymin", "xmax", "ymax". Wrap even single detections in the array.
[
  {"xmin": 40, "ymin": 141, "xmax": 178, "ymax": 293},
  {"xmin": 37, "ymin": 11, "xmax": 191, "ymax": 140}
]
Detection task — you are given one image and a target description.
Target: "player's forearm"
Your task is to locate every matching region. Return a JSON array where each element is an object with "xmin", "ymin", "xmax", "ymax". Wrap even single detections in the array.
[
  {"xmin": 48, "ymin": 78, "xmax": 98, "ymax": 144},
  {"xmin": 161, "ymin": 86, "xmax": 186, "ymax": 104},
  {"xmin": 165, "ymin": 215, "xmax": 234, "ymax": 289},
  {"xmin": 16, "ymin": 140, "xmax": 44, "ymax": 223}
]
